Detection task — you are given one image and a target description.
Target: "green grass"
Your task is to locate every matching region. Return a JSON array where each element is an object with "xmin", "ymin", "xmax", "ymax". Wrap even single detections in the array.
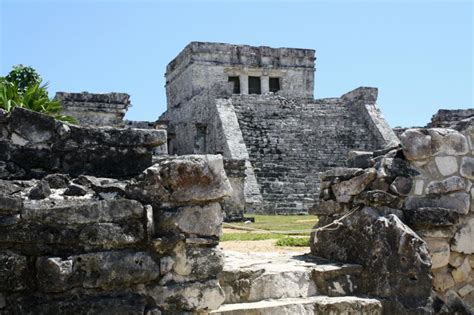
[
  {"xmin": 221, "ymin": 215, "xmax": 318, "ymax": 244},
  {"xmin": 275, "ymin": 236, "xmax": 310, "ymax": 247}
]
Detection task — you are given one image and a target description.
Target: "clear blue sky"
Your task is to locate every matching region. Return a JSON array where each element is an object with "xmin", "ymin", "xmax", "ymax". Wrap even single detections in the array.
[{"xmin": 1, "ymin": 0, "xmax": 472, "ymax": 127}]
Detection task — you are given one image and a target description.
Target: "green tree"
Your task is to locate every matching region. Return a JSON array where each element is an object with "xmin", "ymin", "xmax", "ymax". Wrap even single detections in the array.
[
  {"xmin": 4, "ymin": 65, "xmax": 41, "ymax": 94},
  {"xmin": 0, "ymin": 65, "xmax": 76, "ymax": 123}
]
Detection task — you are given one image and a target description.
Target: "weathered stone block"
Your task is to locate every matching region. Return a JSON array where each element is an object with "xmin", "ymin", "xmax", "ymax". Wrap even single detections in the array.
[
  {"xmin": 144, "ymin": 280, "xmax": 225, "ymax": 312},
  {"xmin": 460, "ymin": 157, "xmax": 474, "ymax": 179},
  {"xmin": 164, "ymin": 243, "xmax": 224, "ymax": 282},
  {"xmin": 429, "ymin": 128, "xmax": 469, "ymax": 156},
  {"xmin": 451, "ymin": 257, "xmax": 472, "ymax": 283},
  {"xmin": 404, "ymin": 207, "xmax": 460, "ymax": 227},
  {"xmin": 310, "ymin": 199, "xmax": 344, "ymax": 216},
  {"xmin": 449, "ymin": 252, "xmax": 466, "ymax": 268},
  {"xmin": 426, "ymin": 176, "xmax": 466, "ymax": 194},
  {"xmin": 0, "ymin": 195, "xmax": 22, "ymax": 214},
  {"xmin": 400, "ymin": 129, "xmax": 431, "ymax": 160},
  {"xmin": 8, "ymin": 107, "xmax": 56, "ymax": 145},
  {"xmin": 331, "ymin": 168, "xmax": 376, "ymax": 203},
  {"xmin": 320, "ymin": 167, "xmax": 363, "ymax": 181},
  {"xmin": 155, "ymin": 202, "xmax": 223, "ymax": 237},
  {"xmin": 405, "ymin": 192, "xmax": 470, "ymax": 214},
  {"xmin": 37, "ymin": 250, "xmax": 160, "ymax": 292},
  {"xmin": 459, "ymin": 284, "xmax": 474, "ymax": 297},
  {"xmin": 452, "ymin": 218, "xmax": 474, "ymax": 254},
  {"xmin": 435, "ymin": 156, "xmax": 459, "ymax": 176},
  {"xmin": 28, "ymin": 180, "xmax": 51, "ymax": 200},
  {"xmin": 0, "ymin": 251, "xmax": 30, "ymax": 292},
  {"xmin": 425, "ymin": 238, "xmax": 450, "ymax": 269},
  {"xmin": 126, "ymin": 155, "xmax": 232, "ymax": 206},
  {"xmin": 390, "ymin": 176, "xmax": 412, "ymax": 196},
  {"xmin": 311, "ymin": 207, "xmax": 432, "ymax": 312},
  {"xmin": 353, "ymin": 190, "xmax": 402, "ymax": 208},
  {"xmin": 432, "ymin": 270, "xmax": 455, "ymax": 292},
  {"xmin": 348, "ymin": 151, "xmax": 373, "ymax": 168},
  {"xmin": 22, "ymin": 199, "xmax": 145, "ymax": 224}
]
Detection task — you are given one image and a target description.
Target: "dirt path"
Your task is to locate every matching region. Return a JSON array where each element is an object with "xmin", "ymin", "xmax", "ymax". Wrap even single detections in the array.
[{"xmin": 219, "ymin": 239, "xmax": 310, "ymax": 254}]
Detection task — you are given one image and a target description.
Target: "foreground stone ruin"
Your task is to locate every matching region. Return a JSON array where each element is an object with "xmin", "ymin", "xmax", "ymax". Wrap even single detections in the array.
[
  {"xmin": 311, "ymin": 116, "xmax": 474, "ymax": 313},
  {"xmin": 0, "ymin": 107, "xmax": 231, "ymax": 313}
]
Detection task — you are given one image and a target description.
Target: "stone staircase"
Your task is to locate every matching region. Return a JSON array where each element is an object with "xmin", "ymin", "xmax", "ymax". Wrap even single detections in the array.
[
  {"xmin": 211, "ymin": 251, "xmax": 383, "ymax": 315},
  {"xmin": 231, "ymin": 96, "xmax": 385, "ymax": 214}
]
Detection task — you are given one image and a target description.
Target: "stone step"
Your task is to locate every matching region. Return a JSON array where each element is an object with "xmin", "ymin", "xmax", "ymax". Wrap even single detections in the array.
[
  {"xmin": 210, "ymin": 296, "xmax": 383, "ymax": 315},
  {"xmin": 219, "ymin": 251, "xmax": 363, "ymax": 304}
]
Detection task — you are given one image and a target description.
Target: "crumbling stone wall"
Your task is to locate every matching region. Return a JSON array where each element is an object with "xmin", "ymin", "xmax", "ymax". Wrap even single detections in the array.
[
  {"xmin": 55, "ymin": 92, "xmax": 131, "ymax": 127},
  {"xmin": 0, "ymin": 109, "xmax": 232, "ymax": 313},
  {"xmin": 428, "ymin": 109, "xmax": 474, "ymax": 128},
  {"xmin": 310, "ymin": 119, "xmax": 474, "ymax": 313},
  {"xmin": 0, "ymin": 107, "xmax": 166, "ymax": 179}
]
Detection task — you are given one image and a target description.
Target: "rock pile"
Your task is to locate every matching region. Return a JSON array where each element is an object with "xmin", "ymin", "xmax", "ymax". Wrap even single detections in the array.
[{"xmin": 310, "ymin": 122, "xmax": 474, "ymax": 314}]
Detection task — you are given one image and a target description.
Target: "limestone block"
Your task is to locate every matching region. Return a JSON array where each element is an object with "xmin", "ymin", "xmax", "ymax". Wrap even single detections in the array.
[
  {"xmin": 126, "ymin": 155, "xmax": 232, "ymax": 206},
  {"xmin": 425, "ymin": 238, "xmax": 450, "ymax": 269},
  {"xmin": 400, "ymin": 129, "xmax": 432, "ymax": 160},
  {"xmin": 331, "ymin": 168, "xmax": 376, "ymax": 203},
  {"xmin": 460, "ymin": 157, "xmax": 474, "ymax": 180},
  {"xmin": 8, "ymin": 107, "xmax": 56, "ymax": 145},
  {"xmin": 432, "ymin": 270, "xmax": 455, "ymax": 292},
  {"xmin": 310, "ymin": 199, "xmax": 344, "ymax": 216},
  {"xmin": 458, "ymin": 284, "xmax": 474, "ymax": 297},
  {"xmin": 155, "ymin": 202, "xmax": 223, "ymax": 237},
  {"xmin": 413, "ymin": 179, "xmax": 425, "ymax": 195},
  {"xmin": 78, "ymin": 222, "xmax": 145, "ymax": 248},
  {"xmin": 0, "ymin": 251, "xmax": 30, "ymax": 292},
  {"xmin": 37, "ymin": 251, "xmax": 160, "ymax": 292},
  {"xmin": 28, "ymin": 180, "xmax": 51, "ymax": 200},
  {"xmin": 354, "ymin": 190, "xmax": 402, "ymax": 208},
  {"xmin": 166, "ymin": 243, "xmax": 224, "ymax": 282},
  {"xmin": 390, "ymin": 176, "xmax": 412, "ymax": 196},
  {"xmin": 0, "ymin": 195, "xmax": 22, "ymax": 214},
  {"xmin": 451, "ymin": 258, "xmax": 472, "ymax": 283},
  {"xmin": 22, "ymin": 199, "xmax": 144, "ymax": 224},
  {"xmin": 405, "ymin": 207, "xmax": 460, "ymax": 227},
  {"xmin": 348, "ymin": 151, "xmax": 373, "ymax": 168},
  {"xmin": 405, "ymin": 192, "xmax": 470, "ymax": 214},
  {"xmin": 428, "ymin": 128, "xmax": 469, "ymax": 156},
  {"xmin": 435, "ymin": 156, "xmax": 458, "ymax": 176},
  {"xmin": 145, "ymin": 279, "xmax": 225, "ymax": 311},
  {"xmin": 426, "ymin": 176, "xmax": 466, "ymax": 195},
  {"xmin": 452, "ymin": 218, "xmax": 474, "ymax": 254},
  {"xmin": 449, "ymin": 252, "xmax": 466, "ymax": 268}
]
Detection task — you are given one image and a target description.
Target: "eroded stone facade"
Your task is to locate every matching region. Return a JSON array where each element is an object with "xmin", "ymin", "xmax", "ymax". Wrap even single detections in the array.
[{"xmin": 162, "ymin": 42, "xmax": 398, "ymax": 215}]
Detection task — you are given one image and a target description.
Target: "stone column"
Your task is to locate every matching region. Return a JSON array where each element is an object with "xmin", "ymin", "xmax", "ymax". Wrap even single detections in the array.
[
  {"xmin": 261, "ymin": 76, "xmax": 269, "ymax": 94},
  {"xmin": 239, "ymin": 74, "xmax": 248, "ymax": 95}
]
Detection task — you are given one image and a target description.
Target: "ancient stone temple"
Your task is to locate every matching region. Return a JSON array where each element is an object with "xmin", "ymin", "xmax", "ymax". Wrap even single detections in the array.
[{"xmin": 160, "ymin": 42, "xmax": 399, "ymax": 215}]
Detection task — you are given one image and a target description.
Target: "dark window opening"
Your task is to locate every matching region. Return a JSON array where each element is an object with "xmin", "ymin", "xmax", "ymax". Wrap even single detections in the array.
[
  {"xmin": 269, "ymin": 77, "xmax": 280, "ymax": 93},
  {"xmin": 248, "ymin": 76, "xmax": 261, "ymax": 94},
  {"xmin": 228, "ymin": 76, "xmax": 240, "ymax": 94},
  {"xmin": 194, "ymin": 124, "xmax": 207, "ymax": 154}
]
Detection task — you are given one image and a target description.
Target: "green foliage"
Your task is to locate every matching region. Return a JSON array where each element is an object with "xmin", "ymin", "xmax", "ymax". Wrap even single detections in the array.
[
  {"xmin": 275, "ymin": 236, "xmax": 310, "ymax": 247},
  {"xmin": 221, "ymin": 233, "xmax": 282, "ymax": 242},
  {"xmin": 5, "ymin": 65, "xmax": 42, "ymax": 93},
  {"xmin": 0, "ymin": 65, "xmax": 77, "ymax": 123},
  {"xmin": 226, "ymin": 215, "xmax": 318, "ymax": 234}
]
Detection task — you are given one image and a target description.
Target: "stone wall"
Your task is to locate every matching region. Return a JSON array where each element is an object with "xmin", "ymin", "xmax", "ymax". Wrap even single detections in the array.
[
  {"xmin": 56, "ymin": 92, "xmax": 131, "ymax": 127},
  {"xmin": 0, "ymin": 109, "xmax": 233, "ymax": 313},
  {"xmin": 0, "ymin": 107, "xmax": 166, "ymax": 179},
  {"xmin": 310, "ymin": 119, "xmax": 474, "ymax": 313}
]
